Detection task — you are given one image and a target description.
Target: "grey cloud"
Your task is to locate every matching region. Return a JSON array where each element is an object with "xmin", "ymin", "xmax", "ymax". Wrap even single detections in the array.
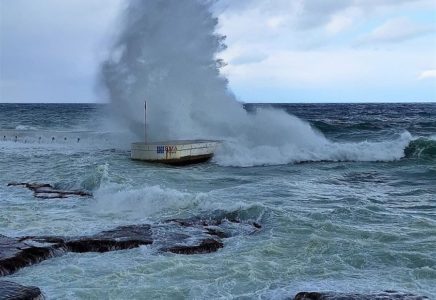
[{"xmin": 0, "ymin": 0, "xmax": 121, "ymax": 103}]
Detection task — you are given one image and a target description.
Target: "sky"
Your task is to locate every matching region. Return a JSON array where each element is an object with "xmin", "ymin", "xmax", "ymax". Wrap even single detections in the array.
[{"xmin": 0, "ymin": 0, "xmax": 435, "ymax": 104}]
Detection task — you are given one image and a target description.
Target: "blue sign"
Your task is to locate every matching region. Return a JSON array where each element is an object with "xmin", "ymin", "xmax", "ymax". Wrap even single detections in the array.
[{"xmin": 157, "ymin": 146, "xmax": 164, "ymax": 154}]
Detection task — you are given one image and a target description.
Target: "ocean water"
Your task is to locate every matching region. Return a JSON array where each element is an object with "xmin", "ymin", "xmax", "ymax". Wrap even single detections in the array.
[{"xmin": 0, "ymin": 103, "xmax": 435, "ymax": 299}]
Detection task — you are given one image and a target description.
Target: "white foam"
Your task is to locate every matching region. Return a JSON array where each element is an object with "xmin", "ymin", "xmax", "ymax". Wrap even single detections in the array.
[
  {"xmin": 213, "ymin": 126, "xmax": 413, "ymax": 167},
  {"xmin": 89, "ymin": 183, "xmax": 208, "ymax": 220},
  {"xmin": 15, "ymin": 125, "xmax": 37, "ymax": 130}
]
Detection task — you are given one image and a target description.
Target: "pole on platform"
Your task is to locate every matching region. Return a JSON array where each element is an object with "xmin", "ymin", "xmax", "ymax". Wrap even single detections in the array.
[{"xmin": 144, "ymin": 101, "xmax": 147, "ymax": 143}]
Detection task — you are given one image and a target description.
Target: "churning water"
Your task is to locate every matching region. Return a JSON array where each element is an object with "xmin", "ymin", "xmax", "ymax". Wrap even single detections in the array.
[{"xmin": 0, "ymin": 103, "xmax": 435, "ymax": 299}]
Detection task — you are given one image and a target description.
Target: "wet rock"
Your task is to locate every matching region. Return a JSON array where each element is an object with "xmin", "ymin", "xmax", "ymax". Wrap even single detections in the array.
[
  {"xmin": 0, "ymin": 235, "xmax": 67, "ymax": 276},
  {"xmin": 163, "ymin": 219, "xmax": 195, "ymax": 227},
  {"xmin": 1, "ymin": 225, "xmax": 154, "ymax": 275},
  {"xmin": 253, "ymin": 222, "xmax": 262, "ymax": 229},
  {"xmin": 1, "ymin": 219, "xmax": 260, "ymax": 276},
  {"xmin": 204, "ymin": 228, "xmax": 229, "ymax": 238},
  {"xmin": 165, "ymin": 238, "xmax": 224, "ymax": 255},
  {"xmin": 164, "ymin": 217, "xmax": 261, "ymax": 230},
  {"xmin": 7, "ymin": 182, "xmax": 92, "ymax": 199},
  {"xmin": 293, "ymin": 291, "xmax": 430, "ymax": 300},
  {"xmin": 65, "ymin": 224, "xmax": 153, "ymax": 253},
  {"xmin": 0, "ymin": 280, "xmax": 44, "ymax": 300}
]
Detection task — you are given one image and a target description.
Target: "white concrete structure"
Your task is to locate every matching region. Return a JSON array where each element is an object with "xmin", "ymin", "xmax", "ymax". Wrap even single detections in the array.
[
  {"xmin": 130, "ymin": 101, "xmax": 221, "ymax": 165},
  {"xmin": 131, "ymin": 140, "xmax": 221, "ymax": 165}
]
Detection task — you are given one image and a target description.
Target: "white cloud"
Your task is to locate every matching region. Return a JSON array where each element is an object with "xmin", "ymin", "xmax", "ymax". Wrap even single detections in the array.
[
  {"xmin": 325, "ymin": 15, "xmax": 354, "ymax": 35},
  {"xmin": 417, "ymin": 70, "xmax": 436, "ymax": 80},
  {"xmin": 222, "ymin": 48, "xmax": 435, "ymax": 90},
  {"xmin": 216, "ymin": 0, "xmax": 434, "ymax": 31},
  {"xmin": 356, "ymin": 17, "xmax": 435, "ymax": 45}
]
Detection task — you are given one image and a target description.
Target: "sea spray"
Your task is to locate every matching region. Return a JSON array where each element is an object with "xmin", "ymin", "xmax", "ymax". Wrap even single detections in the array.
[
  {"xmin": 100, "ymin": 0, "xmax": 416, "ymax": 166},
  {"xmin": 101, "ymin": 0, "xmax": 238, "ymax": 142}
]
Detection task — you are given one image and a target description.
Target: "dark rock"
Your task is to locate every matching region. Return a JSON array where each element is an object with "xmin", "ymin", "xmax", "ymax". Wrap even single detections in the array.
[
  {"xmin": 0, "ymin": 225, "xmax": 153, "ymax": 276},
  {"xmin": 253, "ymin": 222, "xmax": 262, "ymax": 229},
  {"xmin": 7, "ymin": 182, "xmax": 92, "ymax": 199},
  {"xmin": 1, "ymin": 219, "xmax": 260, "ymax": 276},
  {"xmin": 164, "ymin": 218, "xmax": 222, "ymax": 227},
  {"xmin": 7, "ymin": 183, "xmax": 52, "ymax": 189},
  {"xmin": 65, "ymin": 224, "xmax": 153, "ymax": 253},
  {"xmin": 204, "ymin": 228, "xmax": 229, "ymax": 238},
  {"xmin": 293, "ymin": 291, "xmax": 430, "ymax": 300},
  {"xmin": 0, "ymin": 235, "xmax": 67, "ymax": 276},
  {"xmin": 165, "ymin": 238, "xmax": 224, "ymax": 255},
  {"xmin": 0, "ymin": 280, "xmax": 44, "ymax": 300},
  {"xmin": 163, "ymin": 219, "xmax": 194, "ymax": 227}
]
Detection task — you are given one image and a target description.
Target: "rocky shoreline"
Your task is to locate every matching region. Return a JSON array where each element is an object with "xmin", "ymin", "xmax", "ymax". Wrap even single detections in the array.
[
  {"xmin": 1, "ymin": 216, "xmax": 260, "ymax": 299},
  {"xmin": 1, "ymin": 218, "xmax": 260, "ymax": 276}
]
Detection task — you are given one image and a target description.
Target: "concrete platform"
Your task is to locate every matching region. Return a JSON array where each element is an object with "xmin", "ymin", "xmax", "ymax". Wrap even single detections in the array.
[{"xmin": 131, "ymin": 140, "xmax": 221, "ymax": 165}]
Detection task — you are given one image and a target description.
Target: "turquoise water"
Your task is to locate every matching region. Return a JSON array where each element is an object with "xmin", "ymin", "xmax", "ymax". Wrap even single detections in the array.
[{"xmin": 0, "ymin": 103, "xmax": 435, "ymax": 299}]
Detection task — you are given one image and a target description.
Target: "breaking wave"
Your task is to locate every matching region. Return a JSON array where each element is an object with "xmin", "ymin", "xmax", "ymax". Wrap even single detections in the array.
[
  {"xmin": 90, "ymin": 183, "xmax": 207, "ymax": 220},
  {"xmin": 404, "ymin": 137, "xmax": 436, "ymax": 160},
  {"xmin": 214, "ymin": 131, "xmax": 414, "ymax": 167},
  {"xmin": 15, "ymin": 125, "xmax": 37, "ymax": 130},
  {"xmin": 99, "ymin": 0, "xmax": 430, "ymax": 168}
]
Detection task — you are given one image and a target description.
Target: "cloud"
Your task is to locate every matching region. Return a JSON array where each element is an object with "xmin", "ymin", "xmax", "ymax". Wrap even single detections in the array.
[
  {"xmin": 222, "ymin": 46, "xmax": 435, "ymax": 91},
  {"xmin": 295, "ymin": 0, "xmax": 351, "ymax": 30},
  {"xmin": 355, "ymin": 17, "xmax": 435, "ymax": 46},
  {"xmin": 0, "ymin": 0, "xmax": 122, "ymax": 103},
  {"xmin": 417, "ymin": 70, "xmax": 436, "ymax": 80},
  {"xmin": 325, "ymin": 15, "xmax": 354, "ymax": 35},
  {"xmin": 216, "ymin": 0, "xmax": 434, "ymax": 31},
  {"xmin": 230, "ymin": 53, "xmax": 268, "ymax": 66}
]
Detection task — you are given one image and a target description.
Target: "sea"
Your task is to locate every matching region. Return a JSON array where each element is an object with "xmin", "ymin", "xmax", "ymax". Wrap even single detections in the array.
[{"xmin": 0, "ymin": 103, "xmax": 435, "ymax": 299}]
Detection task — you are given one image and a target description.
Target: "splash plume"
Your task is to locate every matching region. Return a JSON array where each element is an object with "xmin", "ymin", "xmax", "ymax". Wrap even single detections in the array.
[
  {"xmin": 101, "ymin": 0, "xmax": 240, "ymax": 141},
  {"xmin": 100, "ymin": 0, "xmax": 412, "ymax": 166}
]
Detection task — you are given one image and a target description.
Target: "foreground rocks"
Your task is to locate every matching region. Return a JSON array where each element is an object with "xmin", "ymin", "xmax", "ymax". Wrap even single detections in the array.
[
  {"xmin": 0, "ymin": 280, "xmax": 44, "ymax": 300},
  {"xmin": 293, "ymin": 291, "xmax": 430, "ymax": 300},
  {"xmin": 7, "ymin": 182, "xmax": 92, "ymax": 199},
  {"xmin": 1, "ymin": 217, "xmax": 260, "ymax": 276},
  {"xmin": 0, "ymin": 235, "xmax": 67, "ymax": 276}
]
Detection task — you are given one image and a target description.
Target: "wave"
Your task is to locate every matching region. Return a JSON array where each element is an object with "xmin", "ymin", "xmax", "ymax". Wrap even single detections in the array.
[
  {"xmin": 89, "ymin": 185, "xmax": 264, "ymax": 222},
  {"xmin": 311, "ymin": 120, "xmax": 386, "ymax": 133},
  {"xmin": 213, "ymin": 131, "xmax": 415, "ymax": 167},
  {"xmin": 404, "ymin": 138, "xmax": 436, "ymax": 159},
  {"xmin": 3, "ymin": 127, "xmax": 433, "ymax": 166},
  {"xmin": 89, "ymin": 183, "xmax": 206, "ymax": 220},
  {"xmin": 15, "ymin": 125, "xmax": 37, "ymax": 130}
]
